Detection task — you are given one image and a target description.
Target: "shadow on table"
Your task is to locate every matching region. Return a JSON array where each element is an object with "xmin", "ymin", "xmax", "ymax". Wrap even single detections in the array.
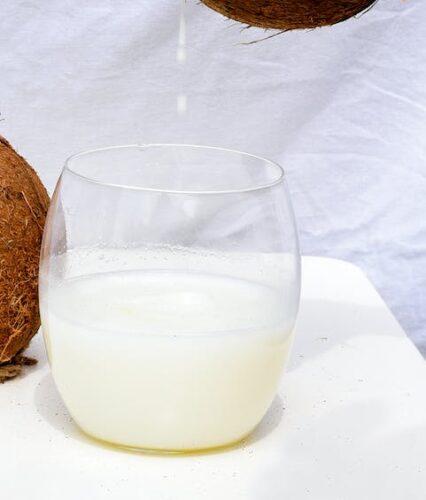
[{"xmin": 250, "ymin": 399, "xmax": 426, "ymax": 499}]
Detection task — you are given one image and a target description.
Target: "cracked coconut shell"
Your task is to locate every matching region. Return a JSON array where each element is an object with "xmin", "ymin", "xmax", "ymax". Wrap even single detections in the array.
[
  {"xmin": 201, "ymin": 0, "xmax": 377, "ymax": 30},
  {"xmin": 0, "ymin": 135, "xmax": 49, "ymax": 382}
]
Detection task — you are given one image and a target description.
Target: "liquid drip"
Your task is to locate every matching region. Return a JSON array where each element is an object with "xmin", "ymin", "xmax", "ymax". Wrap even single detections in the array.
[{"xmin": 176, "ymin": 0, "xmax": 187, "ymax": 116}]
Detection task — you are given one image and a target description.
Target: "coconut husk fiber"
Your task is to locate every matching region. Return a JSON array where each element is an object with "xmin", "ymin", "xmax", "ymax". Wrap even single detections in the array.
[
  {"xmin": 201, "ymin": 0, "xmax": 377, "ymax": 30},
  {"xmin": 0, "ymin": 135, "xmax": 49, "ymax": 383}
]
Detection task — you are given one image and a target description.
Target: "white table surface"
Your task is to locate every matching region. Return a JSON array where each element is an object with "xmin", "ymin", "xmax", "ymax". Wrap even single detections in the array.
[{"xmin": 1, "ymin": 257, "xmax": 425, "ymax": 500}]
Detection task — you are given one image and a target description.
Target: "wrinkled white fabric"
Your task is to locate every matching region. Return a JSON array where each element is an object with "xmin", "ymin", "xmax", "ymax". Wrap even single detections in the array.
[{"xmin": 1, "ymin": 0, "xmax": 424, "ymax": 354}]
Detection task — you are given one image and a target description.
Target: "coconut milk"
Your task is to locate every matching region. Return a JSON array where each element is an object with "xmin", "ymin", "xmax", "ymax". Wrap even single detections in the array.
[{"xmin": 43, "ymin": 268, "xmax": 293, "ymax": 451}]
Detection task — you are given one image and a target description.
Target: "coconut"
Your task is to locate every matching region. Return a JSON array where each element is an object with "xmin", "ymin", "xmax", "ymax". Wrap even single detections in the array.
[
  {"xmin": 201, "ymin": 0, "xmax": 377, "ymax": 30},
  {"xmin": 0, "ymin": 135, "xmax": 49, "ymax": 383}
]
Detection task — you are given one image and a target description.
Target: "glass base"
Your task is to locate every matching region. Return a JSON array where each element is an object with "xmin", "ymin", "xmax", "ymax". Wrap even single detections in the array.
[{"xmin": 78, "ymin": 426, "xmax": 254, "ymax": 456}]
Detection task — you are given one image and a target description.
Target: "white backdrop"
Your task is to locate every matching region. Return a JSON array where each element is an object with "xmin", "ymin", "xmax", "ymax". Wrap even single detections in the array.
[{"xmin": 1, "ymin": 0, "xmax": 425, "ymax": 354}]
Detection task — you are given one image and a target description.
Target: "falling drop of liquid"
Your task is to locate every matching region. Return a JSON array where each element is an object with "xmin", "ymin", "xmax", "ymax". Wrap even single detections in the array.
[
  {"xmin": 176, "ymin": 0, "xmax": 187, "ymax": 117},
  {"xmin": 177, "ymin": 0, "xmax": 187, "ymax": 64},
  {"xmin": 176, "ymin": 94, "xmax": 187, "ymax": 115}
]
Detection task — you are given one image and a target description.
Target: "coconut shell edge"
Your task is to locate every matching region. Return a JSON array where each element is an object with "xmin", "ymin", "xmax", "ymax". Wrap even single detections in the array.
[{"xmin": 201, "ymin": 0, "xmax": 377, "ymax": 31}]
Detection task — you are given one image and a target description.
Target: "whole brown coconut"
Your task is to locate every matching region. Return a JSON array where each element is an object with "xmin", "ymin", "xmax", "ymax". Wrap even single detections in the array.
[
  {"xmin": 201, "ymin": 0, "xmax": 377, "ymax": 30},
  {"xmin": 0, "ymin": 135, "xmax": 49, "ymax": 383}
]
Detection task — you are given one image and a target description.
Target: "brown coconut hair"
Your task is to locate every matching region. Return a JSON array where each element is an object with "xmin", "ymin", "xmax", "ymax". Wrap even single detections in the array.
[{"xmin": 0, "ymin": 135, "xmax": 49, "ymax": 382}]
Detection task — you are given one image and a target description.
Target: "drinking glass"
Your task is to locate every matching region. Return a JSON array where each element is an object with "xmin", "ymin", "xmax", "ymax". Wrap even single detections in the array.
[{"xmin": 39, "ymin": 144, "xmax": 301, "ymax": 452}]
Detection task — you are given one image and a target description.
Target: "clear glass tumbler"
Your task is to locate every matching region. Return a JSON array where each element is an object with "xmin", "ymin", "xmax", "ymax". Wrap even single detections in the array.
[{"xmin": 39, "ymin": 144, "xmax": 301, "ymax": 452}]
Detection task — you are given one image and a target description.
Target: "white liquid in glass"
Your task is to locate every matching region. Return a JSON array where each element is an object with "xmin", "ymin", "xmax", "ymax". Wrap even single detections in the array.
[{"xmin": 44, "ymin": 269, "xmax": 293, "ymax": 451}]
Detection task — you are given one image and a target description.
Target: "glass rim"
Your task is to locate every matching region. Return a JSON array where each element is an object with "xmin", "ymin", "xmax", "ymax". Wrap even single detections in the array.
[{"xmin": 63, "ymin": 143, "xmax": 286, "ymax": 195}]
